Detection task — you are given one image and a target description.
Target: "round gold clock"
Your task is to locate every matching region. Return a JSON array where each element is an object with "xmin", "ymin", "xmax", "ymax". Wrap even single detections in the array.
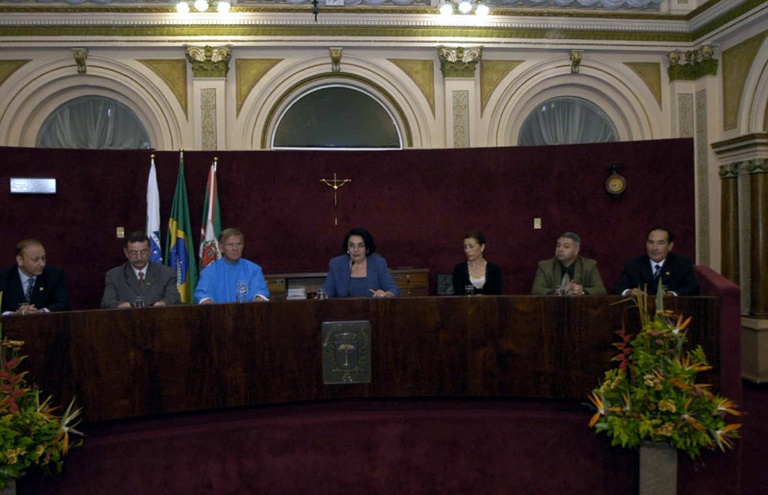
[
  {"xmin": 606, "ymin": 174, "xmax": 626, "ymax": 194},
  {"xmin": 605, "ymin": 163, "xmax": 627, "ymax": 200}
]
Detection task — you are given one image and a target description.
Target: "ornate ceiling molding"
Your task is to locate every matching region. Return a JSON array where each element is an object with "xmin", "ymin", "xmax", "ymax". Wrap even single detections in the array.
[{"xmin": 0, "ymin": 0, "xmax": 764, "ymax": 45}]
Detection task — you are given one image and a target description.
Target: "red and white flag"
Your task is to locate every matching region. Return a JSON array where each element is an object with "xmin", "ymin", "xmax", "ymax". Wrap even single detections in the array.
[{"xmin": 199, "ymin": 159, "xmax": 221, "ymax": 271}]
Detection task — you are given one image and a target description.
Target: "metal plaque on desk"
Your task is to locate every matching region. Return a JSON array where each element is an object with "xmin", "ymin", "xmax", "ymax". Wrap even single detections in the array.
[{"xmin": 321, "ymin": 320, "xmax": 371, "ymax": 384}]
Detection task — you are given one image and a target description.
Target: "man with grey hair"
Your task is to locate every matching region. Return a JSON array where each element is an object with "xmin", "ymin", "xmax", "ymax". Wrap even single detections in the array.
[{"xmin": 531, "ymin": 232, "xmax": 606, "ymax": 296}]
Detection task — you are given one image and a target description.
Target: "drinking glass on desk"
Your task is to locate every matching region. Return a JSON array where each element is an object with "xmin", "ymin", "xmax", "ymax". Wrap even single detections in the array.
[
  {"xmin": 316, "ymin": 289, "xmax": 327, "ymax": 300},
  {"xmin": 133, "ymin": 296, "xmax": 145, "ymax": 308},
  {"xmin": 464, "ymin": 285, "xmax": 475, "ymax": 296}
]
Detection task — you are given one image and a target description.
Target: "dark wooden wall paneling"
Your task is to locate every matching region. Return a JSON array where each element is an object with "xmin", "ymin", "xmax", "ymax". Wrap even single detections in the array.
[{"xmin": 0, "ymin": 139, "xmax": 695, "ymax": 309}]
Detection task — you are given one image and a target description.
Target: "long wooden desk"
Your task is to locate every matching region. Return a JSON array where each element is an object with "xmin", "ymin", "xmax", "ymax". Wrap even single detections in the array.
[{"xmin": 1, "ymin": 296, "xmax": 720, "ymax": 423}]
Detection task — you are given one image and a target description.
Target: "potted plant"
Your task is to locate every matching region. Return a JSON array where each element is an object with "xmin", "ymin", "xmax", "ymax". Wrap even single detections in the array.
[
  {"xmin": 0, "ymin": 312, "xmax": 83, "ymax": 492},
  {"xmin": 588, "ymin": 287, "xmax": 742, "ymax": 493}
]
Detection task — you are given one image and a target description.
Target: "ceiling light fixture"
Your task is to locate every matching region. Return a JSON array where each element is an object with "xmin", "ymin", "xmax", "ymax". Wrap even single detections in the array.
[
  {"xmin": 176, "ymin": 0, "xmax": 233, "ymax": 15},
  {"xmin": 439, "ymin": 0, "xmax": 490, "ymax": 16}
]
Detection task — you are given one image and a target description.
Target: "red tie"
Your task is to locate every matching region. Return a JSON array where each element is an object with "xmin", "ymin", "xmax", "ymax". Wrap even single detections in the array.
[{"xmin": 138, "ymin": 272, "xmax": 145, "ymax": 286}]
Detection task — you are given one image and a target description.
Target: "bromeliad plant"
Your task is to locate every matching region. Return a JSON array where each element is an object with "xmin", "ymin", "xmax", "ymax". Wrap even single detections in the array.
[
  {"xmin": 0, "ymin": 318, "xmax": 83, "ymax": 488},
  {"xmin": 588, "ymin": 285, "xmax": 742, "ymax": 459}
]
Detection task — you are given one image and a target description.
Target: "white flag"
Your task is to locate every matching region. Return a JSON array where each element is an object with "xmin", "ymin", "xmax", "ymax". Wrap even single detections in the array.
[{"xmin": 147, "ymin": 156, "xmax": 163, "ymax": 264}]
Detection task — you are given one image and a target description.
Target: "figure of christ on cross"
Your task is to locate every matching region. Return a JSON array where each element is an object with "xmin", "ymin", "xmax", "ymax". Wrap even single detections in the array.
[{"xmin": 320, "ymin": 172, "xmax": 351, "ymax": 225}]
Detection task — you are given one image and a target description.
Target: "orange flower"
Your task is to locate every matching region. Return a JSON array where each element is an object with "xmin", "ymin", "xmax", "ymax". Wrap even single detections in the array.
[
  {"xmin": 713, "ymin": 397, "xmax": 742, "ymax": 417},
  {"xmin": 713, "ymin": 423, "xmax": 742, "ymax": 451},
  {"xmin": 588, "ymin": 392, "xmax": 606, "ymax": 427}
]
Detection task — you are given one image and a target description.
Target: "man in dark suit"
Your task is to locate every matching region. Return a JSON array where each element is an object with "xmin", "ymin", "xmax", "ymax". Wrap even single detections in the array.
[
  {"xmin": 101, "ymin": 231, "xmax": 181, "ymax": 308},
  {"xmin": 612, "ymin": 226, "xmax": 699, "ymax": 296},
  {"xmin": 0, "ymin": 238, "xmax": 70, "ymax": 315}
]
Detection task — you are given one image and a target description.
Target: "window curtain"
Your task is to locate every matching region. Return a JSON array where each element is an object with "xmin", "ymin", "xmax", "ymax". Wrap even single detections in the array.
[
  {"xmin": 518, "ymin": 97, "xmax": 617, "ymax": 146},
  {"xmin": 37, "ymin": 96, "xmax": 151, "ymax": 149}
]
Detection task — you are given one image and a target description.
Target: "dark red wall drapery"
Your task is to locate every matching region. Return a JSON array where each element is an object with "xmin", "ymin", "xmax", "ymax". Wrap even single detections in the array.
[{"xmin": 0, "ymin": 139, "xmax": 695, "ymax": 309}]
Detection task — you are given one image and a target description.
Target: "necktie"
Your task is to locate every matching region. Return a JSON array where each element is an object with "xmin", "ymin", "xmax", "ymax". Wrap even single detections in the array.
[
  {"xmin": 653, "ymin": 264, "xmax": 661, "ymax": 279},
  {"xmin": 138, "ymin": 272, "xmax": 145, "ymax": 286},
  {"xmin": 26, "ymin": 277, "xmax": 35, "ymax": 302}
]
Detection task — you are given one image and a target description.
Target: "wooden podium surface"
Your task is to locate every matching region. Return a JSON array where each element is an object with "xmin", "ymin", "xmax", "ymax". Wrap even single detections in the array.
[{"xmin": 1, "ymin": 295, "xmax": 720, "ymax": 423}]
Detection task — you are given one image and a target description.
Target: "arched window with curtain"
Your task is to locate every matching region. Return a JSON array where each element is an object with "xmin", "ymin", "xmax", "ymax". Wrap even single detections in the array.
[
  {"xmin": 272, "ymin": 85, "xmax": 402, "ymax": 149},
  {"xmin": 37, "ymin": 95, "xmax": 151, "ymax": 149},
  {"xmin": 518, "ymin": 96, "xmax": 618, "ymax": 146}
]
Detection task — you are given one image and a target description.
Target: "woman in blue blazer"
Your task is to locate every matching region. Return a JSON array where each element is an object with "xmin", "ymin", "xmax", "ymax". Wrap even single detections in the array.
[{"xmin": 322, "ymin": 228, "xmax": 400, "ymax": 298}]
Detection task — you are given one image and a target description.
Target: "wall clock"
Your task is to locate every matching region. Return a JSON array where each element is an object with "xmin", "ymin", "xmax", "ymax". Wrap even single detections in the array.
[{"xmin": 605, "ymin": 163, "xmax": 627, "ymax": 200}]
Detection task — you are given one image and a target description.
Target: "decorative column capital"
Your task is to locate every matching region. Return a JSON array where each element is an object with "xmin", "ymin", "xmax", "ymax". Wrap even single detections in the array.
[
  {"xmin": 185, "ymin": 45, "xmax": 232, "ymax": 78},
  {"xmin": 743, "ymin": 158, "xmax": 768, "ymax": 175},
  {"xmin": 719, "ymin": 162, "xmax": 742, "ymax": 179},
  {"xmin": 438, "ymin": 46, "xmax": 482, "ymax": 78},
  {"xmin": 667, "ymin": 44, "xmax": 718, "ymax": 81}
]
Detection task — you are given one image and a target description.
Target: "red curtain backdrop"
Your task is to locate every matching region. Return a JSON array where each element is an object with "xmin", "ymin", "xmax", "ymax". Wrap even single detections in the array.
[{"xmin": 0, "ymin": 138, "xmax": 695, "ymax": 309}]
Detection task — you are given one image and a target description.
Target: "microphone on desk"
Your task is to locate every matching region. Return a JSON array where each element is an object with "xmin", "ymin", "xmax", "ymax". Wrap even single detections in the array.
[{"xmin": 347, "ymin": 259, "xmax": 354, "ymax": 296}]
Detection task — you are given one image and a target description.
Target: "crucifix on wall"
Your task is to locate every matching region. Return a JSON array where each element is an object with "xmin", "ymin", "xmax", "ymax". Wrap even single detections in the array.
[{"xmin": 320, "ymin": 172, "xmax": 351, "ymax": 225}]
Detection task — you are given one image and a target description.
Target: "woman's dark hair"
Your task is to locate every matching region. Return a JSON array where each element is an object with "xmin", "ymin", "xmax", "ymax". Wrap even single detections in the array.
[
  {"xmin": 463, "ymin": 230, "xmax": 486, "ymax": 246},
  {"xmin": 342, "ymin": 227, "xmax": 376, "ymax": 255}
]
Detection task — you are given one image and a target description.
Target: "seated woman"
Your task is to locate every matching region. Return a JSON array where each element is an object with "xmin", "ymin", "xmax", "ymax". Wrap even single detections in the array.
[
  {"xmin": 321, "ymin": 227, "xmax": 400, "ymax": 298},
  {"xmin": 452, "ymin": 230, "xmax": 503, "ymax": 295}
]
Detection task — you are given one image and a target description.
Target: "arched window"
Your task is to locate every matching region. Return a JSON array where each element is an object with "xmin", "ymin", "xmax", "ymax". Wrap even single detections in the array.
[
  {"xmin": 273, "ymin": 86, "xmax": 402, "ymax": 149},
  {"xmin": 37, "ymin": 96, "xmax": 151, "ymax": 149},
  {"xmin": 518, "ymin": 96, "xmax": 617, "ymax": 146}
]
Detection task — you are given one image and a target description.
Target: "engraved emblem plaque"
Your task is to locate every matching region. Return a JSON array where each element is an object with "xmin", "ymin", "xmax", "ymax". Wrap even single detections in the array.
[{"xmin": 321, "ymin": 320, "xmax": 371, "ymax": 384}]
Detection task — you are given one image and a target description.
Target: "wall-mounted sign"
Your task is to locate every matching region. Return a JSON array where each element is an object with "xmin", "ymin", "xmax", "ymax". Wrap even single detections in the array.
[{"xmin": 10, "ymin": 178, "xmax": 57, "ymax": 194}]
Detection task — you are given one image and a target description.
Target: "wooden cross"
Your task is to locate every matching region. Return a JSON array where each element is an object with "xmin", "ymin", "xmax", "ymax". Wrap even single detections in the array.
[{"xmin": 320, "ymin": 172, "xmax": 351, "ymax": 225}]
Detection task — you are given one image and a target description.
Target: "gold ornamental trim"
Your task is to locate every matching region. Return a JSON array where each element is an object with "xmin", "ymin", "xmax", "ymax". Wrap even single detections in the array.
[
  {"xmin": 388, "ymin": 58, "xmax": 435, "ymax": 117},
  {"xmin": 625, "ymin": 62, "xmax": 662, "ymax": 108},
  {"xmin": 0, "ymin": 60, "xmax": 31, "ymax": 87},
  {"xmin": 722, "ymin": 32, "xmax": 768, "ymax": 131},
  {"xmin": 236, "ymin": 58, "xmax": 283, "ymax": 118},
  {"xmin": 138, "ymin": 59, "xmax": 188, "ymax": 117},
  {"xmin": 480, "ymin": 60, "xmax": 523, "ymax": 116},
  {"xmin": 0, "ymin": 24, "xmax": 695, "ymax": 44}
]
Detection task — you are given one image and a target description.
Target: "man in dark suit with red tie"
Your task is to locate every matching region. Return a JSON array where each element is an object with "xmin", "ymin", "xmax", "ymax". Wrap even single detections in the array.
[
  {"xmin": 612, "ymin": 226, "xmax": 700, "ymax": 296},
  {"xmin": 0, "ymin": 238, "xmax": 70, "ymax": 315},
  {"xmin": 101, "ymin": 231, "xmax": 180, "ymax": 308}
]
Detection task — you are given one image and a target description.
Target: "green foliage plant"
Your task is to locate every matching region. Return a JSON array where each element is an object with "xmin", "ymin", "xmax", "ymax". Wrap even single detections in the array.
[
  {"xmin": 588, "ymin": 284, "xmax": 742, "ymax": 459},
  {"xmin": 0, "ymin": 319, "xmax": 83, "ymax": 488}
]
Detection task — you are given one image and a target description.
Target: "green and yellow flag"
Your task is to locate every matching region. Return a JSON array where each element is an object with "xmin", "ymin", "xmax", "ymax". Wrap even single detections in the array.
[{"xmin": 165, "ymin": 151, "xmax": 198, "ymax": 303}]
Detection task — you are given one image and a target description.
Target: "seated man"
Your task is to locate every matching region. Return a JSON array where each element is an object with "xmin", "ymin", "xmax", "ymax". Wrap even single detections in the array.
[
  {"xmin": 194, "ymin": 228, "xmax": 269, "ymax": 303},
  {"xmin": 101, "ymin": 231, "xmax": 181, "ymax": 308},
  {"xmin": 0, "ymin": 238, "xmax": 70, "ymax": 315},
  {"xmin": 612, "ymin": 226, "xmax": 699, "ymax": 296},
  {"xmin": 531, "ymin": 232, "xmax": 606, "ymax": 296}
]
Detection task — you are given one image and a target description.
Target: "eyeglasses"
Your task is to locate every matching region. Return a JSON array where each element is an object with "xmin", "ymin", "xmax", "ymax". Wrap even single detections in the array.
[{"xmin": 348, "ymin": 242, "xmax": 366, "ymax": 249}]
